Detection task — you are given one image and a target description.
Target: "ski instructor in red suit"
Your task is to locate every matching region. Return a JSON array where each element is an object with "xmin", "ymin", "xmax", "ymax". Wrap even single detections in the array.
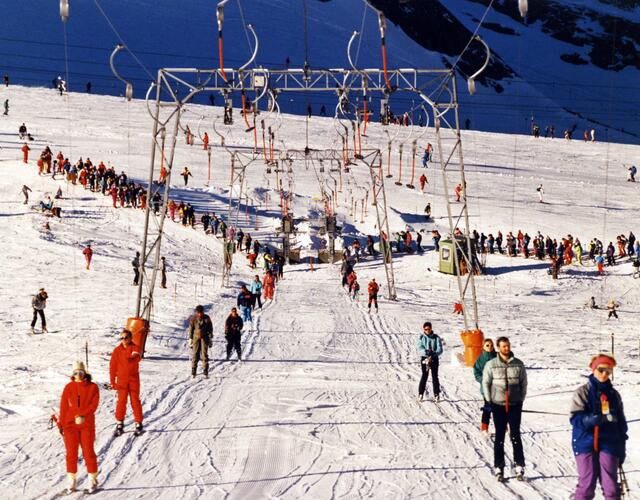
[{"xmin": 109, "ymin": 329, "xmax": 143, "ymax": 436}]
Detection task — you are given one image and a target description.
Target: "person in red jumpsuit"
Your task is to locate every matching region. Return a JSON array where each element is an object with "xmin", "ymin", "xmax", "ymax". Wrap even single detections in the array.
[
  {"xmin": 58, "ymin": 360, "xmax": 100, "ymax": 494},
  {"xmin": 21, "ymin": 143, "xmax": 30, "ymax": 163},
  {"xmin": 82, "ymin": 244, "xmax": 93, "ymax": 270},
  {"xmin": 109, "ymin": 329, "xmax": 143, "ymax": 436},
  {"xmin": 203, "ymin": 132, "xmax": 209, "ymax": 150}
]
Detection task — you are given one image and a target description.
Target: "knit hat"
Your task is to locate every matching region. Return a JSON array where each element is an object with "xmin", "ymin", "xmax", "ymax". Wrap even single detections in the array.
[
  {"xmin": 589, "ymin": 354, "xmax": 616, "ymax": 371},
  {"xmin": 72, "ymin": 360, "xmax": 87, "ymax": 375}
]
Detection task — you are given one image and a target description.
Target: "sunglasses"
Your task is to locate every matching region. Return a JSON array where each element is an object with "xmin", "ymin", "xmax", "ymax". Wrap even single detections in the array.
[
  {"xmin": 120, "ymin": 336, "xmax": 132, "ymax": 341},
  {"xmin": 596, "ymin": 367, "xmax": 612, "ymax": 375},
  {"xmin": 73, "ymin": 370, "xmax": 85, "ymax": 376}
]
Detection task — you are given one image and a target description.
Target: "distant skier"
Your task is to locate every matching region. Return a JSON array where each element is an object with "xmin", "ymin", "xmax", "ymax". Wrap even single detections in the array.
[
  {"xmin": 455, "ymin": 183, "xmax": 462, "ymax": 202},
  {"xmin": 182, "ymin": 167, "xmax": 192, "ymax": 186},
  {"xmin": 249, "ymin": 274, "xmax": 263, "ymax": 309},
  {"xmin": 536, "ymin": 184, "xmax": 544, "ymax": 203},
  {"xmin": 416, "ymin": 322, "xmax": 443, "ymax": 403},
  {"xmin": 22, "ymin": 185, "xmax": 32, "ymax": 204},
  {"xmin": 482, "ymin": 336, "xmax": 527, "ymax": 482},
  {"xmin": 606, "ymin": 299, "xmax": 619, "ymax": 320},
  {"xmin": 19, "ymin": 122, "xmax": 27, "ymax": 139},
  {"xmin": 237, "ymin": 285, "xmax": 254, "ymax": 323},
  {"xmin": 30, "ymin": 288, "xmax": 48, "ymax": 333},
  {"xmin": 132, "ymin": 251, "xmax": 140, "ymax": 286},
  {"xmin": 202, "ymin": 132, "xmax": 209, "ymax": 150},
  {"xmin": 189, "ymin": 305, "xmax": 213, "ymax": 378},
  {"xmin": 419, "ymin": 173, "xmax": 427, "ymax": 193},
  {"xmin": 570, "ymin": 354, "xmax": 627, "ymax": 500},
  {"xmin": 627, "ymin": 165, "xmax": 637, "ymax": 182},
  {"xmin": 58, "ymin": 361, "xmax": 100, "ymax": 494},
  {"xmin": 224, "ymin": 307, "xmax": 244, "ymax": 361},
  {"xmin": 82, "ymin": 244, "xmax": 93, "ymax": 270},
  {"xmin": 160, "ymin": 256, "xmax": 167, "ymax": 288},
  {"xmin": 21, "ymin": 143, "xmax": 30, "ymax": 163},
  {"xmin": 109, "ymin": 329, "xmax": 143, "ymax": 436},
  {"xmin": 3, "ymin": 98, "xmax": 8, "ymax": 115},
  {"xmin": 473, "ymin": 338, "xmax": 496, "ymax": 435},
  {"xmin": 367, "ymin": 278, "xmax": 379, "ymax": 312}
]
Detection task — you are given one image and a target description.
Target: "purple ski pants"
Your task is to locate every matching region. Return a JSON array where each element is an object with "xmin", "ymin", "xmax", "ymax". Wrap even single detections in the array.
[{"xmin": 574, "ymin": 451, "xmax": 620, "ymax": 500}]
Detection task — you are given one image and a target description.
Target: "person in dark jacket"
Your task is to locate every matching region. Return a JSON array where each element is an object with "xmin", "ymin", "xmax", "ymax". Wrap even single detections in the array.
[
  {"xmin": 416, "ymin": 322, "xmax": 443, "ymax": 402},
  {"xmin": 224, "ymin": 308, "xmax": 244, "ymax": 361},
  {"xmin": 570, "ymin": 354, "xmax": 627, "ymax": 500},
  {"xmin": 160, "ymin": 256, "xmax": 167, "ymax": 288},
  {"xmin": 132, "ymin": 252, "xmax": 140, "ymax": 286},
  {"xmin": 237, "ymin": 285, "xmax": 254, "ymax": 323},
  {"xmin": 188, "ymin": 305, "xmax": 213, "ymax": 378},
  {"xmin": 473, "ymin": 338, "xmax": 497, "ymax": 434}
]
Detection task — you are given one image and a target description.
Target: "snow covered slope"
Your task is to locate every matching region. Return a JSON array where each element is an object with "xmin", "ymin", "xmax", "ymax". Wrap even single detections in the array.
[
  {"xmin": 0, "ymin": 84, "xmax": 639, "ymax": 499},
  {"xmin": 2, "ymin": 1, "xmax": 639, "ymax": 142}
]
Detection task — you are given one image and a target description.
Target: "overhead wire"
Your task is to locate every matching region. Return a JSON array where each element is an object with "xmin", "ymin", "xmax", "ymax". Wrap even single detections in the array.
[{"xmin": 92, "ymin": 0, "xmax": 155, "ymax": 81}]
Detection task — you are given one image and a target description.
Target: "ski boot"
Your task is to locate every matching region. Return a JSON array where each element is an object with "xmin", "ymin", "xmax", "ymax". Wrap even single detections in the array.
[
  {"xmin": 42, "ymin": 326, "xmax": 48, "ymax": 333},
  {"xmin": 204, "ymin": 372, "xmax": 209, "ymax": 379},
  {"xmin": 65, "ymin": 473, "xmax": 77, "ymax": 494},
  {"xmin": 494, "ymin": 467, "xmax": 504, "ymax": 483},
  {"xmin": 434, "ymin": 394, "xmax": 441, "ymax": 403},
  {"xmin": 85, "ymin": 472, "xmax": 99, "ymax": 493},
  {"xmin": 133, "ymin": 422, "xmax": 144, "ymax": 437},
  {"xmin": 417, "ymin": 394, "xmax": 424, "ymax": 403},
  {"xmin": 514, "ymin": 465, "xmax": 525, "ymax": 481},
  {"xmin": 113, "ymin": 421, "xmax": 124, "ymax": 437}
]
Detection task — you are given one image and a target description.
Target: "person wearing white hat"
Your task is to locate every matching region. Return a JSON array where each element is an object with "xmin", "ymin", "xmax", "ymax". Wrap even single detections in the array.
[{"xmin": 58, "ymin": 361, "xmax": 100, "ymax": 494}]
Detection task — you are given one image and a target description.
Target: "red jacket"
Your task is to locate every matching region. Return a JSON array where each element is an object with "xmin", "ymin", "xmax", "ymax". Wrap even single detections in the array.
[
  {"xmin": 109, "ymin": 343, "xmax": 141, "ymax": 390},
  {"xmin": 83, "ymin": 247, "xmax": 93, "ymax": 258},
  {"xmin": 59, "ymin": 380, "xmax": 100, "ymax": 431},
  {"xmin": 368, "ymin": 281, "xmax": 379, "ymax": 295}
]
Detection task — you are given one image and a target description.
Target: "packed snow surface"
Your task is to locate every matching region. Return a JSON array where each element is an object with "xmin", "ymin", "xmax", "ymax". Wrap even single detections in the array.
[{"xmin": 0, "ymin": 85, "xmax": 638, "ymax": 499}]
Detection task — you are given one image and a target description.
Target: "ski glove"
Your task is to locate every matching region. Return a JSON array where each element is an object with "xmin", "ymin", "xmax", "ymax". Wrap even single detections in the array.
[{"xmin": 581, "ymin": 414, "xmax": 602, "ymax": 428}]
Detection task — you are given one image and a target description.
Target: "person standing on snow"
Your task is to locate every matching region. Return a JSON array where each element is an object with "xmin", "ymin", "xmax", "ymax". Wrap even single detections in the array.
[
  {"xmin": 570, "ymin": 354, "xmax": 627, "ymax": 500},
  {"xmin": 224, "ymin": 307, "xmax": 244, "ymax": 361},
  {"xmin": 82, "ymin": 244, "xmax": 93, "ymax": 270},
  {"xmin": 3, "ymin": 98, "xmax": 8, "ymax": 115},
  {"xmin": 30, "ymin": 288, "xmax": 48, "ymax": 333},
  {"xmin": 21, "ymin": 143, "xmax": 30, "ymax": 163},
  {"xmin": 606, "ymin": 299, "xmax": 619, "ymax": 320},
  {"xmin": 132, "ymin": 251, "xmax": 140, "ymax": 286},
  {"xmin": 237, "ymin": 285, "xmax": 254, "ymax": 323},
  {"xmin": 419, "ymin": 173, "xmax": 427, "ymax": 193},
  {"xmin": 22, "ymin": 185, "xmax": 32, "ymax": 204},
  {"xmin": 181, "ymin": 167, "xmax": 192, "ymax": 186},
  {"xmin": 57, "ymin": 361, "xmax": 100, "ymax": 494},
  {"xmin": 473, "ymin": 338, "xmax": 497, "ymax": 435},
  {"xmin": 249, "ymin": 275, "xmax": 263, "ymax": 309},
  {"xmin": 188, "ymin": 305, "xmax": 213, "ymax": 379},
  {"xmin": 536, "ymin": 184, "xmax": 544, "ymax": 203},
  {"xmin": 416, "ymin": 322, "xmax": 443, "ymax": 403},
  {"xmin": 367, "ymin": 278, "xmax": 379, "ymax": 312},
  {"xmin": 160, "ymin": 256, "xmax": 167, "ymax": 288},
  {"xmin": 109, "ymin": 329, "xmax": 143, "ymax": 436},
  {"xmin": 482, "ymin": 336, "xmax": 527, "ymax": 481}
]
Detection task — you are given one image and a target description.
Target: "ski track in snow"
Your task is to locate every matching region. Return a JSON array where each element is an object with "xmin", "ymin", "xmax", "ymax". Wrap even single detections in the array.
[{"xmin": 0, "ymin": 85, "xmax": 639, "ymax": 499}]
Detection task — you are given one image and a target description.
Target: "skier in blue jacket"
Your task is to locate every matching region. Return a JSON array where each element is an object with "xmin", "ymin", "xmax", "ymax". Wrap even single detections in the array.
[
  {"xmin": 416, "ymin": 322, "xmax": 443, "ymax": 402},
  {"xmin": 249, "ymin": 275, "xmax": 263, "ymax": 309}
]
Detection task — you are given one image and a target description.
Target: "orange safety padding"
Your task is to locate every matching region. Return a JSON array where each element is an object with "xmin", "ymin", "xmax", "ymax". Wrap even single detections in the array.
[
  {"xmin": 460, "ymin": 329, "xmax": 484, "ymax": 367},
  {"xmin": 126, "ymin": 317, "xmax": 149, "ymax": 356}
]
